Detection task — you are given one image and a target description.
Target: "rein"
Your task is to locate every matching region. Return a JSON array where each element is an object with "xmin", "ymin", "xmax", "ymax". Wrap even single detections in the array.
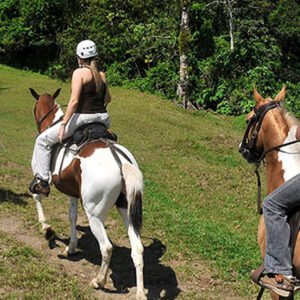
[
  {"xmin": 35, "ymin": 103, "xmax": 67, "ymax": 132},
  {"xmin": 36, "ymin": 104, "xmax": 58, "ymax": 130}
]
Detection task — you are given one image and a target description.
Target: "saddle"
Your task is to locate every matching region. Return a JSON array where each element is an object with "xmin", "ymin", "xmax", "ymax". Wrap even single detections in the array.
[
  {"xmin": 51, "ymin": 122, "xmax": 118, "ymax": 174},
  {"xmin": 71, "ymin": 122, "xmax": 117, "ymax": 146}
]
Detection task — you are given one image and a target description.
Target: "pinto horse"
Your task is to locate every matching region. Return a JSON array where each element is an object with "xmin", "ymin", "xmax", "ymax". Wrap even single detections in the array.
[
  {"xmin": 240, "ymin": 86, "xmax": 300, "ymax": 300},
  {"xmin": 29, "ymin": 88, "xmax": 147, "ymax": 300}
]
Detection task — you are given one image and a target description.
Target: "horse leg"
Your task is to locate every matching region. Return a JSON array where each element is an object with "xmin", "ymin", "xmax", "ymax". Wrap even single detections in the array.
[
  {"xmin": 64, "ymin": 196, "xmax": 78, "ymax": 255},
  {"xmin": 87, "ymin": 215, "xmax": 113, "ymax": 289},
  {"xmin": 33, "ymin": 193, "xmax": 54, "ymax": 240},
  {"xmin": 118, "ymin": 207, "xmax": 146, "ymax": 300}
]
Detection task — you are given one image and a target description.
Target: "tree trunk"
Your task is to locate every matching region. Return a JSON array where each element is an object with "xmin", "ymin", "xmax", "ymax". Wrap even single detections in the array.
[
  {"xmin": 207, "ymin": 0, "xmax": 235, "ymax": 51},
  {"xmin": 177, "ymin": 2, "xmax": 193, "ymax": 109},
  {"xmin": 177, "ymin": 52, "xmax": 189, "ymax": 109},
  {"xmin": 226, "ymin": 0, "xmax": 234, "ymax": 51}
]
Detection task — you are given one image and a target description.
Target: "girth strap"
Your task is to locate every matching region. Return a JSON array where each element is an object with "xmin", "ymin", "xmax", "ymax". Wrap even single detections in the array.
[
  {"xmin": 56, "ymin": 138, "xmax": 133, "ymax": 182},
  {"xmin": 100, "ymin": 139, "xmax": 133, "ymax": 176}
]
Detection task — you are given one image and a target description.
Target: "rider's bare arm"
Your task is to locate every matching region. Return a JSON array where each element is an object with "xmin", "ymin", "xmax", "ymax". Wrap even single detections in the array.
[{"xmin": 62, "ymin": 69, "xmax": 83, "ymax": 125}]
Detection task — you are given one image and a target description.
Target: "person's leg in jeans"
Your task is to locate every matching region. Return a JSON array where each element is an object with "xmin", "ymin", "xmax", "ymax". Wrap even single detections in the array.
[
  {"xmin": 253, "ymin": 173, "xmax": 300, "ymax": 296},
  {"xmin": 263, "ymin": 173, "xmax": 300, "ymax": 276}
]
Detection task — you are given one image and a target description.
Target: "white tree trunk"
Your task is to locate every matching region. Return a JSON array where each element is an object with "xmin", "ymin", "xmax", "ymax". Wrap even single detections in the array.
[
  {"xmin": 208, "ymin": 0, "xmax": 235, "ymax": 51},
  {"xmin": 177, "ymin": 54, "xmax": 189, "ymax": 108},
  {"xmin": 226, "ymin": 0, "xmax": 234, "ymax": 51},
  {"xmin": 177, "ymin": 7, "xmax": 190, "ymax": 108}
]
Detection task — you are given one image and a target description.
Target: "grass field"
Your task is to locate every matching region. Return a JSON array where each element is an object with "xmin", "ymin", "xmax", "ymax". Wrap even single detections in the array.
[{"xmin": 0, "ymin": 64, "xmax": 271, "ymax": 299}]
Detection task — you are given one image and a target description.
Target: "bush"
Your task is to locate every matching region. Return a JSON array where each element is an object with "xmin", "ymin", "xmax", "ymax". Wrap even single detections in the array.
[{"xmin": 131, "ymin": 61, "xmax": 178, "ymax": 99}]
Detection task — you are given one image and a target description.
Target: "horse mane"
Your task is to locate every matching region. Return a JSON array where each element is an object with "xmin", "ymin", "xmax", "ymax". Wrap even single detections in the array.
[{"xmin": 281, "ymin": 105, "xmax": 299, "ymax": 128}]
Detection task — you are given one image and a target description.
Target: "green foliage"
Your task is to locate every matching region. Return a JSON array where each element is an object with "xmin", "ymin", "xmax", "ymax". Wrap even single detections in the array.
[
  {"xmin": 284, "ymin": 82, "xmax": 300, "ymax": 119},
  {"xmin": 0, "ymin": 0, "xmax": 69, "ymax": 69},
  {"xmin": 107, "ymin": 60, "xmax": 178, "ymax": 99},
  {"xmin": 0, "ymin": 0, "xmax": 299, "ymax": 115},
  {"xmin": 178, "ymin": 29, "xmax": 192, "ymax": 55},
  {"xmin": 123, "ymin": 61, "xmax": 179, "ymax": 99},
  {"xmin": 189, "ymin": 1, "xmax": 298, "ymax": 115}
]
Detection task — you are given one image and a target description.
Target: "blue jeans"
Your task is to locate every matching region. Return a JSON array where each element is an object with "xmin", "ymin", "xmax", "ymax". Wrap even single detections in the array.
[{"xmin": 263, "ymin": 173, "xmax": 300, "ymax": 275}]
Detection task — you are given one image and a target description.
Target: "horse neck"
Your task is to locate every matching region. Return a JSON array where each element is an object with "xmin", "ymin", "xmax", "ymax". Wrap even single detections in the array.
[
  {"xmin": 53, "ymin": 105, "xmax": 64, "ymax": 122},
  {"xmin": 262, "ymin": 111, "xmax": 300, "ymax": 193},
  {"xmin": 39, "ymin": 104, "xmax": 64, "ymax": 132},
  {"xmin": 262, "ymin": 111, "xmax": 288, "ymax": 193}
]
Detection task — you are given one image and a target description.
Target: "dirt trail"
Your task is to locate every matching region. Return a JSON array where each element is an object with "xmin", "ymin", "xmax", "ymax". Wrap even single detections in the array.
[{"xmin": 0, "ymin": 213, "xmax": 250, "ymax": 300}]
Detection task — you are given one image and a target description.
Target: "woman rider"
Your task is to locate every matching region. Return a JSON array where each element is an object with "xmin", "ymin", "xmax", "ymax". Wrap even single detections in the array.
[{"xmin": 29, "ymin": 40, "xmax": 111, "ymax": 196}]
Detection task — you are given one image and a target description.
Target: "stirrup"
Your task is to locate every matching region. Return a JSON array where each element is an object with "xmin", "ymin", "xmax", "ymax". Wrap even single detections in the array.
[
  {"xmin": 29, "ymin": 178, "xmax": 50, "ymax": 196},
  {"xmin": 250, "ymin": 265, "xmax": 293, "ymax": 298}
]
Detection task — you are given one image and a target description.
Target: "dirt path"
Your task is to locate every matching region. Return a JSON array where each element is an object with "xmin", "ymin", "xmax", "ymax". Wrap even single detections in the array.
[{"xmin": 0, "ymin": 212, "xmax": 250, "ymax": 300}]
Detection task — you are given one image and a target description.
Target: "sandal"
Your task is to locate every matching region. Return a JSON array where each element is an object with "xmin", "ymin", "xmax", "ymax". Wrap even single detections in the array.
[{"xmin": 250, "ymin": 266, "xmax": 293, "ymax": 297}]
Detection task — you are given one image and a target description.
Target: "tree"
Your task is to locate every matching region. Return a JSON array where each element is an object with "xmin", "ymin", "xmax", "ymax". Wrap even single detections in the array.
[
  {"xmin": 207, "ymin": 0, "xmax": 236, "ymax": 51},
  {"xmin": 177, "ymin": 0, "xmax": 193, "ymax": 109}
]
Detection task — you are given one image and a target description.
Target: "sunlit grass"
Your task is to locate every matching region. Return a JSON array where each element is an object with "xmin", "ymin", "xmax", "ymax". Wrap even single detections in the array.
[
  {"xmin": 0, "ymin": 64, "xmax": 267, "ymax": 298},
  {"xmin": 0, "ymin": 232, "xmax": 94, "ymax": 299}
]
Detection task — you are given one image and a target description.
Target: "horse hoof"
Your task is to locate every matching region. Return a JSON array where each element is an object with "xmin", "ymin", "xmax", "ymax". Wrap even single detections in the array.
[
  {"xmin": 61, "ymin": 249, "xmax": 69, "ymax": 257},
  {"xmin": 90, "ymin": 278, "xmax": 100, "ymax": 289},
  {"xmin": 44, "ymin": 227, "xmax": 55, "ymax": 240},
  {"xmin": 64, "ymin": 246, "xmax": 77, "ymax": 256}
]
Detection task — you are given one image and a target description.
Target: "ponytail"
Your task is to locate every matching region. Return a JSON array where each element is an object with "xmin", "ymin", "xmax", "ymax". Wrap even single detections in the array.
[{"xmin": 90, "ymin": 60, "xmax": 102, "ymax": 93}]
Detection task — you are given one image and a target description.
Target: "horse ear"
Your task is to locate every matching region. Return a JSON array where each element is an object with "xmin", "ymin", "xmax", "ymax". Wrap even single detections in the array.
[
  {"xmin": 274, "ymin": 85, "xmax": 286, "ymax": 102},
  {"xmin": 53, "ymin": 88, "xmax": 61, "ymax": 100},
  {"xmin": 29, "ymin": 88, "xmax": 40, "ymax": 100},
  {"xmin": 253, "ymin": 87, "xmax": 264, "ymax": 104}
]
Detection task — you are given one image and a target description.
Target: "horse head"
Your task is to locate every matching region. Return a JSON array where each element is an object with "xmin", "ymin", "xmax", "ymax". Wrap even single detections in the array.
[
  {"xmin": 239, "ymin": 85, "xmax": 287, "ymax": 164},
  {"xmin": 29, "ymin": 88, "xmax": 62, "ymax": 133}
]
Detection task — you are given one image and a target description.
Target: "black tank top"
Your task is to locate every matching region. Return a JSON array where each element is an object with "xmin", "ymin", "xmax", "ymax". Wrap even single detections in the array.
[{"xmin": 76, "ymin": 79, "xmax": 107, "ymax": 114}]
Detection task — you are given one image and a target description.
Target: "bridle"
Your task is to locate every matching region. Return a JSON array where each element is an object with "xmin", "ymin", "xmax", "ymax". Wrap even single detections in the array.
[
  {"xmin": 239, "ymin": 102, "xmax": 280, "ymax": 165},
  {"xmin": 240, "ymin": 101, "xmax": 300, "ymax": 214},
  {"xmin": 33, "ymin": 99, "xmax": 63, "ymax": 132}
]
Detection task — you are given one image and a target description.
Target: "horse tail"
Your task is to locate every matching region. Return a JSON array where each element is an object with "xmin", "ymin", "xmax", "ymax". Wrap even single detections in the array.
[{"xmin": 121, "ymin": 163, "xmax": 143, "ymax": 235}]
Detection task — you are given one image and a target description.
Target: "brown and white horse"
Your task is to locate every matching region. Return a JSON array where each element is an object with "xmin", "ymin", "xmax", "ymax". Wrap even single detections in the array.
[
  {"xmin": 240, "ymin": 86, "xmax": 300, "ymax": 300},
  {"xmin": 29, "ymin": 88, "xmax": 147, "ymax": 300}
]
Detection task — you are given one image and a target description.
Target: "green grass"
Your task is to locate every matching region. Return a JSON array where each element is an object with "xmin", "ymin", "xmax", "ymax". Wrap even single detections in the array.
[
  {"xmin": 0, "ymin": 232, "xmax": 93, "ymax": 299},
  {"xmin": 0, "ymin": 64, "xmax": 268, "ymax": 298}
]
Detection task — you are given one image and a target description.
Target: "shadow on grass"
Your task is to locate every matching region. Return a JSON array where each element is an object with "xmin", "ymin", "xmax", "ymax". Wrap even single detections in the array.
[
  {"xmin": 0, "ymin": 188, "xmax": 30, "ymax": 206},
  {"xmin": 0, "ymin": 87, "xmax": 11, "ymax": 91},
  {"xmin": 55, "ymin": 225, "xmax": 181, "ymax": 299}
]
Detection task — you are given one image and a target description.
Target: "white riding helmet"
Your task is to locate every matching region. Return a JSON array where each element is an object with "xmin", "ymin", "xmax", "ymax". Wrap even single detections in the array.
[{"xmin": 76, "ymin": 40, "xmax": 98, "ymax": 59}]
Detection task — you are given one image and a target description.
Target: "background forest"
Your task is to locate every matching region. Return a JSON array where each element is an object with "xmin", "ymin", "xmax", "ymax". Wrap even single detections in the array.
[{"xmin": 0, "ymin": 0, "xmax": 299, "ymax": 116}]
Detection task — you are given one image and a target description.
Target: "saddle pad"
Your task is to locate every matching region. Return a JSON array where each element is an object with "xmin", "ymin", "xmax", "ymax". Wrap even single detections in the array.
[{"xmin": 72, "ymin": 122, "xmax": 117, "ymax": 146}]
